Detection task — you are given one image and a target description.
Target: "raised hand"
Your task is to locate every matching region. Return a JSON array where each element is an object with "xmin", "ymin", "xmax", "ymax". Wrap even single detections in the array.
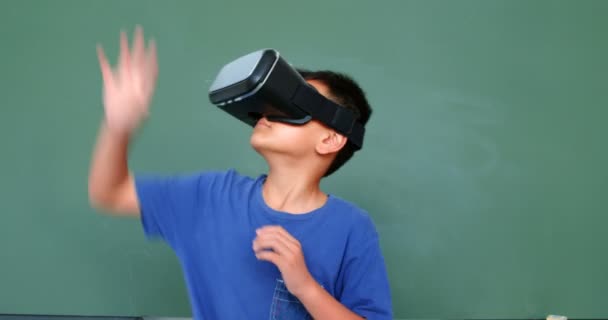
[{"xmin": 97, "ymin": 26, "xmax": 158, "ymax": 134}]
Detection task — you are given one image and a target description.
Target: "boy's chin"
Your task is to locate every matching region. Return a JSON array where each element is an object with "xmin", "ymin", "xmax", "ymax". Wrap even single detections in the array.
[
  {"xmin": 250, "ymin": 140, "xmax": 302, "ymax": 158},
  {"xmin": 250, "ymin": 139, "xmax": 273, "ymax": 156},
  {"xmin": 251, "ymin": 142, "xmax": 280, "ymax": 156},
  {"xmin": 251, "ymin": 135, "xmax": 279, "ymax": 153}
]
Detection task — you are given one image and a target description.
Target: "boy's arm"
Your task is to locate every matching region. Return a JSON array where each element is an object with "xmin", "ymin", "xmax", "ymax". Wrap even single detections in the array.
[
  {"xmin": 88, "ymin": 26, "xmax": 158, "ymax": 216},
  {"xmin": 297, "ymin": 283, "xmax": 365, "ymax": 319},
  {"xmin": 88, "ymin": 121, "xmax": 139, "ymax": 215},
  {"xmin": 253, "ymin": 222, "xmax": 393, "ymax": 319},
  {"xmin": 253, "ymin": 226, "xmax": 370, "ymax": 319}
]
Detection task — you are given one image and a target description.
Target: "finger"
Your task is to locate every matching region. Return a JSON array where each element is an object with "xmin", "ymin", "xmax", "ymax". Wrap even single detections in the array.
[
  {"xmin": 147, "ymin": 39, "xmax": 158, "ymax": 77},
  {"xmin": 275, "ymin": 227, "xmax": 300, "ymax": 246},
  {"xmin": 253, "ymin": 236, "xmax": 289, "ymax": 254},
  {"xmin": 255, "ymin": 250, "xmax": 281, "ymax": 267},
  {"xmin": 257, "ymin": 226, "xmax": 300, "ymax": 248},
  {"xmin": 144, "ymin": 38, "xmax": 158, "ymax": 89},
  {"xmin": 132, "ymin": 25, "xmax": 145, "ymax": 66},
  {"xmin": 119, "ymin": 30, "xmax": 131, "ymax": 70},
  {"xmin": 252, "ymin": 235, "xmax": 292, "ymax": 256},
  {"xmin": 256, "ymin": 228, "xmax": 299, "ymax": 253},
  {"xmin": 96, "ymin": 44, "xmax": 112, "ymax": 84},
  {"xmin": 128, "ymin": 26, "xmax": 145, "ymax": 100}
]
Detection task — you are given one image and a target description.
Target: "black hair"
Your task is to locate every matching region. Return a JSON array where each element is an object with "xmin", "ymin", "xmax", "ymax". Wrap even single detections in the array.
[{"xmin": 296, "ymin": 69, "xmax": 372, "ymax": 177}]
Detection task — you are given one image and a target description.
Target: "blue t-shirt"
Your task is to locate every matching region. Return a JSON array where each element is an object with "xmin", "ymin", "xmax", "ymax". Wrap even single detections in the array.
[{"xmin": 135, "ymin": 169, "xmax": 392, "ymax": 319}]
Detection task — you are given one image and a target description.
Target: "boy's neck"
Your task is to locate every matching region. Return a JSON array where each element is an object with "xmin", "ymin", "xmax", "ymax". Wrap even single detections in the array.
[{"xmin": 262, "ymin": 166, "xmax": 327, "ymax": 215}]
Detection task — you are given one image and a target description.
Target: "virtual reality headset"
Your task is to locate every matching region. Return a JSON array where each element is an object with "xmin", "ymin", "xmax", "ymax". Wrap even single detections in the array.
[{"xmin": 208, "ymin": 49, "xmax": 365, "ymax": 150}]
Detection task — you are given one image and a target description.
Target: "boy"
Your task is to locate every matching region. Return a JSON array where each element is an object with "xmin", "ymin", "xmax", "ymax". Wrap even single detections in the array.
[{"xmin": 89, "ymin": 26, "xmax": 392, "ymax": 319}]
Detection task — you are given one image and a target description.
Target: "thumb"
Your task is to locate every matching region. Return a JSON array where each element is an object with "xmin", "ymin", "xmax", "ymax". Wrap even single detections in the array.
[{"xmin": 97, "ymin": 44, "xmax": 113, "ymax": 85}]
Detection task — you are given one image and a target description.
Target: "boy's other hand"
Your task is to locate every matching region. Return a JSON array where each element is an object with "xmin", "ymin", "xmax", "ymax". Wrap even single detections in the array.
[
  {"xmin": 253, "ymin": 226, "xmax": 316, "ymax": 298},
  {"xmin": 97, "ymin": 25, "xmax": 158, "ymax": 134}
]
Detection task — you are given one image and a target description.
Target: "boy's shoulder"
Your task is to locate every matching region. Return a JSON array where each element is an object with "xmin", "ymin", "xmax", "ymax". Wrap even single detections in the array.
[
  {"xmin": 166, "ymin": 167, "xmax": 257, "ymax": 187},
  {"xmin": 173, "ymin": 168, "xmax": 377, "ymax": 228},
  {"xmin": 218, "ymin": 168, "xmax": 375, "ymax": 216},
  {"xmin": 326, "ymin": 192, "xmax": 378, "ymax": 234}
]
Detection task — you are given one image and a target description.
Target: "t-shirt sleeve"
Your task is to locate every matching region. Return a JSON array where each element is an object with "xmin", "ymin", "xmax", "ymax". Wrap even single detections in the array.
[
  {"xmin": 339, "ymin": 215, "xmax": 393, "ymax": 319},
  {"xmin": 134, "ymin": 170, "xmax": 221, "ymax": 247}
]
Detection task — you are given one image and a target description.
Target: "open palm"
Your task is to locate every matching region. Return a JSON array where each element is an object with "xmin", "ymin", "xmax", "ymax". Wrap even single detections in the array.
[{"xmin": 97, "ymin": 26, "xmax": 158, "ymax": 133}]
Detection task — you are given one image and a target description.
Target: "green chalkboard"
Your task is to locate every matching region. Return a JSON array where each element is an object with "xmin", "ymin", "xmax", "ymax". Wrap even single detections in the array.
[{"xmin": 1, "ymin": 0, "xmax": 607, "ymax": 318}]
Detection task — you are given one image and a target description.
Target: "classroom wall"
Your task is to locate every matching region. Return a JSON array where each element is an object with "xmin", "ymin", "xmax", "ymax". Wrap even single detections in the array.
[{"xmin": 0, "ymin": 0, "xmax": 607, "ymax": 318}]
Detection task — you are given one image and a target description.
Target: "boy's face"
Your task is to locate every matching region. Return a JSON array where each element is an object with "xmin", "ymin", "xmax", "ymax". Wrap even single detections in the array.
[{"xmin": 250, "ymin": 80, "xmax": 338, "ymax": 159}]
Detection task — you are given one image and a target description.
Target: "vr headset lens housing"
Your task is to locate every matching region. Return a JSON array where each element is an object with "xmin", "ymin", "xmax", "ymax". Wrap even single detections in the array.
[
  {"xmin": 264, "ymin": 114, "xmax": 312, "ymax": 125},
  {"xmin": 208, "ymin": 49, "xmax": 365, "ymax": 150}
]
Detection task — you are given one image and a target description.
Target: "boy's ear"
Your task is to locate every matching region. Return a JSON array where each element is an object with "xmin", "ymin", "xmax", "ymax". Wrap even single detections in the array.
[{"xmin": 316, "ymin": 130, "xmax": 348, "ymax": 155}]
